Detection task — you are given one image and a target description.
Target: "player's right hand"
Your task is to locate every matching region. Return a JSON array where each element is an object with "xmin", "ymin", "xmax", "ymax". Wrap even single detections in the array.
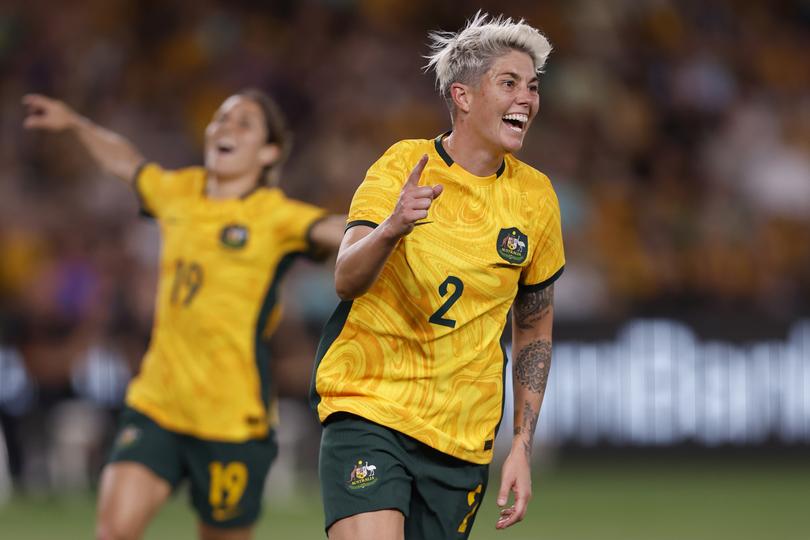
[
  {"xmin": 384, "ymin": 154, "xmax": 443, "ymax": 239},
  {"xmin": 22, "ymin": 94, "xmax": 78, "ymax": 131}
]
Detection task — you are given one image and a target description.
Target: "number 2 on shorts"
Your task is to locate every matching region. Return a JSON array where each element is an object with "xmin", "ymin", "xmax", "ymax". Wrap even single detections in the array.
[{"xmin": 457, "ymin": 483, "xmax": 483, "ymax": 533}]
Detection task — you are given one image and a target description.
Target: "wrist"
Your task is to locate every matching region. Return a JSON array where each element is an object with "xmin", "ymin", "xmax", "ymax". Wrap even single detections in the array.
[
  {"xmin": 378, "ymin": 217, "xmax": 404, "ymax": 245},
  {"xmin": 511, "ymin": 433, "xmax": 533, "ymax": 455},
  {"xmin": 511, "ymin": 433, "xmax": 530, "ymax": 446},
  {"xmin": 67, "ymin": 113, "xmax": 83, "ymax": 131}
]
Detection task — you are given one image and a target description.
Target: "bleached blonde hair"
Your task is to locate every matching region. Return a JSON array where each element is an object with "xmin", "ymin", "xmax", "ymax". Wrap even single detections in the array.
[{"xmin": 424, "ymin": 11, "xmax": 552, "ymax": 113}]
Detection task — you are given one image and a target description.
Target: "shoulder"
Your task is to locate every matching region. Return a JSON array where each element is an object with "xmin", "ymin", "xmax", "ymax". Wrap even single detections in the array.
[
  {"xmin": 505, "ymin": 155, "xmax": 558, "ymax": 200},
  {"xmin": 139, "ymin": 163, "xmax": 205, "ymax": 183},
  {"xmin": 171, "ymin": 165, "xmax": 207, "ymax": 184},
  {"xmin": 253, "ymin": 187, "xmax": 322, "ymax": 213},
  {"xmin": 378, "ymin": 138, "xmax": 433, "ymax": 162}
]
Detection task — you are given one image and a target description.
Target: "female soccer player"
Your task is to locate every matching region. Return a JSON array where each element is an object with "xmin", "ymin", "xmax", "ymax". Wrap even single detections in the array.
[
  {"xmin": 311, "ymin": 12, "xmax": 564, "ymax": 539},
  {"xmin": 23, "ymin": 90, "xmax": 345, "ymax": 540}
]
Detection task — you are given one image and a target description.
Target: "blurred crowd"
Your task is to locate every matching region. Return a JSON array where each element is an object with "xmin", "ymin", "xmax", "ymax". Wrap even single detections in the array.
[{"xmin": 0, "ymin": 0, "xmax": 809, "ymax": 491}]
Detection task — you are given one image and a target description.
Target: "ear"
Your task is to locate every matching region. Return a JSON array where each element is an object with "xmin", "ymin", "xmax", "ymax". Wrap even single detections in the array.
[
  {"xmin": 450, "ymin": 82, "xmax": 472, "ymax": 114},
  {"xmin": 258, "ymin": 143, "xmax": 281, "ymax": 167}
]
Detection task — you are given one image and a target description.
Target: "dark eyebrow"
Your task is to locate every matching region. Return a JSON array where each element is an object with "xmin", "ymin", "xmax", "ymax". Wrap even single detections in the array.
[{"xmin": 499, "ymin": 71, "xmax": 539, "ymax": 84}]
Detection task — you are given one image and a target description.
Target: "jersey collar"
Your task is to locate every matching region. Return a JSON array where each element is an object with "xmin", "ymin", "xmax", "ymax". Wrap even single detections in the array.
[{"xmin": 434, "ymin": 131, "xmax": 506, "ymax": 178}]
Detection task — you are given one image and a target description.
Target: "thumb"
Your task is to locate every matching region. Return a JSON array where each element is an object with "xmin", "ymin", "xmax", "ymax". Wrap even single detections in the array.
[
  {"xmin": 23, "ymin": 116, "xmax": 42, "ymax": 129},
  {"xmin": 431, "ymin": 184, "xmax": 443, "ymax": 199},
  {"xmin": 497, "ymin": 476, "xmax": 512, "ymax": 507},
  {"xmin": 404, "ymin": 154, "xmax": 429, "ymax": 188}
]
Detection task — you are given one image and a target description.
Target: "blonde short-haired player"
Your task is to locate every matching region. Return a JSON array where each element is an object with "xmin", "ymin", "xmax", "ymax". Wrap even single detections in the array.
[
  {"xmin": 311, "ymin": 12, "xmax": 564, "ymax": 539},
  {"xmin": 23, "ymin": 90, "xmax": 345, "ymax": 540}
]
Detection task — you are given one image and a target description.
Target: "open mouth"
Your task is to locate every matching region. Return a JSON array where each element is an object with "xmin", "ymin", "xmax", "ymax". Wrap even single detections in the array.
[
  {"xmin": 216, "ymin": 141, "xmax": 236, "ymax": 154},
  {"xmin": 502, "ymin": 113, "xmax": 528, "ymax": 133}
]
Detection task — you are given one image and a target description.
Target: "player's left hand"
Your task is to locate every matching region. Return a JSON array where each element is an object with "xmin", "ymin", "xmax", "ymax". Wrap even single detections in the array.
[
  {"xmin": 495, "ymin": 447, "xmax": 532, "ymax": 529},
  {"xmin": 21, "ymin": 94, "xmax": 79, "ymax": 131}
]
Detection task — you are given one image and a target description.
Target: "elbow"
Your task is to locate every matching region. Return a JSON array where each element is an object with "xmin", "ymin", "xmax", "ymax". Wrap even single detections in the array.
[
  {"xmin": 334, "ymin": 277, "xmax": 362, "ymax": 301},
  {"xmin": 336, "ymin": 289, "xmax": 357, "ymax": 301},
  {"xmin": 334, "ymin": 267, "xmax": 367, "ymax": 301}
]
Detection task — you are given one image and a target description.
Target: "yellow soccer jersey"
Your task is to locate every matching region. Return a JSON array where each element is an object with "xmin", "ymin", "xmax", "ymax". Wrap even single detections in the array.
[
  {"xmin": 311, "ymin": 135, "xmax": 564, "ymax": 464},
  {"xmin": 127, "ymin": 163, "xmax": 326, "ymax": 442}
]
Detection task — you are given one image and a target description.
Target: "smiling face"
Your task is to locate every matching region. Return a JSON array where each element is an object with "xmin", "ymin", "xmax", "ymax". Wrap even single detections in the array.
[
  {"xmin": 459, "ymin": 49, "xmax": 540, "ymax": 154},
  {"xmin": 204, "ymin": 95, "xmax": 278, "ymax": 182}
]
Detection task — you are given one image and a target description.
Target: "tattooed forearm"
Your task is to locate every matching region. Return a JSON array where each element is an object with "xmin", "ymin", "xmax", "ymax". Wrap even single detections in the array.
[
  {"xmin": 513, "ymin": 401, "xmax": 539, "ymax": 435},
  {"xmin": 514, "ymin": 285, "xmax": 554, "ymax": 330},
  {"xmin": 514, "ymin": 339, "xmax": 552, "ymax": 393},
  {"xmin": 521, "ymin": 400, "xmax": 539, "ymax": 437},
  {"xmin": 514, "ymin": 401, "xmax": 540, "ymax": 458}
]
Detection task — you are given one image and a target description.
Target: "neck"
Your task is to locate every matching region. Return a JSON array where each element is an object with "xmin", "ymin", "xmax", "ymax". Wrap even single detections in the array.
[
  {"xmin": 206, "ymin": 172, "xmax": 260, "ymax": 200},
  {"xmin": 442, "ymin": 128, "xmax": 504, "ymax": 177}
]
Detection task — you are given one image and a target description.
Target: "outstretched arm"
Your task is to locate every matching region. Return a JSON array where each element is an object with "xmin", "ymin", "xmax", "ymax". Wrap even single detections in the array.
[
  {"xmin": 334, "ymin": 154, "xmax": 442, "ymax": 300},
  {"xmin": 308, "ymin": 214, "xmax": 348, "ymax": 255},
  {"xmin": 496, "ymin": 284, "xmax": 555, "ymax": 529},
  {"xmin": 22, "ymin": 94, "xmax": 145, "ymax": 183}
]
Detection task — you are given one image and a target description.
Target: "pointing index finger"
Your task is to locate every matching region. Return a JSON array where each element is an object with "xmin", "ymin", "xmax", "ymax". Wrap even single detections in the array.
[
  {"xmin": 404, "ymin": 154, "xmax": 429, "ymax": 188},
  {"xmin": 22, "ymin": 94, "xmax": 45, "ymax": 108}
]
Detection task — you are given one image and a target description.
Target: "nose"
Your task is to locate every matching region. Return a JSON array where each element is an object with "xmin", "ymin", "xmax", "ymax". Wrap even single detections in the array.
[
  {"xmin": 515, "ymin": 84, "xmax": 533, "ymax": 106},
  {"xmin": 514, "ymin": 85, "xmax": 537, "ymax": 116}
]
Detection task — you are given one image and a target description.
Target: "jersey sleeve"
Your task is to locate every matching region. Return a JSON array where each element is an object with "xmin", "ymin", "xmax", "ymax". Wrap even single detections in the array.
[
  {"xmin": 133, "ymin": 162, "xmax": 203, "ymax": 218},
  {"xmin": 271, "ymin": 195, "xmax": 328, "ymax": 255},
  {"xmin": 520, "ymin": 186, "xmax": 565, "ymax": 290},
  {"xmin": 346, "ymin": 141, "xmax": 414, "ymax": 230}
]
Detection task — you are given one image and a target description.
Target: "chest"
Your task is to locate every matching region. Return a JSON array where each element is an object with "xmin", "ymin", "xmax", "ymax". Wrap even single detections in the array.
[
  {"xmin": 158, "ymin": 199, "xmax": 277, "ymax": 274},
  {"xmin": 402, "ymin": 180, "xmax": 536, "ymax": 290}
]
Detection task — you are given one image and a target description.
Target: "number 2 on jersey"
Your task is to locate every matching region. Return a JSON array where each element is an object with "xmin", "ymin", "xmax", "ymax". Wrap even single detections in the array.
[
  {"xmin": 429, "ymin": 276, "xmax": 464, "ymax": 328},
  {"xmin": 171, "ymin": 259, "xmax": 204, "ymax": 306}
]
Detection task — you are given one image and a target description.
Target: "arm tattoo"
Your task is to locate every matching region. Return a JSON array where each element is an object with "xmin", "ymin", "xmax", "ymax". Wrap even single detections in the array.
[
  {"xmin": 514, "ymin": 339, "xmax": 552, "ymax": 393},
  {"xmin": 514, "ymin": 285, "xmax": 553, "ymax": 330},
  {"xmin": 513, "ymin": 400, "xmax": 540, "ymax": 458},
  {"xmin": 513, "ymin": 401, "xmax": 539, "ymax": 437}
]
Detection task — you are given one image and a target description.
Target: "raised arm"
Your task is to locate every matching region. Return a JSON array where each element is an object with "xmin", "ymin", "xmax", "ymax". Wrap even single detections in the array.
[
  {"xmin": 496, "ymin": 283, "xmax": 555, "ymax": 530},
  {"xmin": 22, "ymin": 94, "xmax": 145, "ymax": 183},
  {"xmin": 334, "ymin": 154, "xmax": 442, "ymax": 300}
]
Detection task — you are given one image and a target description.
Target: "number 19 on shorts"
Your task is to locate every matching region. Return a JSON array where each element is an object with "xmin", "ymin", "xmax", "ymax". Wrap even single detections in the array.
[{"xmin": 208, "ymin": 461, "xmax": 248, "ymax": 521}]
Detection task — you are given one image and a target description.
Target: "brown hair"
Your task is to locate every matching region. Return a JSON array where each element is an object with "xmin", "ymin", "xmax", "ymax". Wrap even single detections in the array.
[{"xmin": 236, "ymin": 88, "xmax": 293, "ymax": 186}]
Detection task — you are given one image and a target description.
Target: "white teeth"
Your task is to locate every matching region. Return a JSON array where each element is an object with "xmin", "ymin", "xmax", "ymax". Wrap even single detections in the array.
[{"xmin": 503, "ymin": 113, "xmax": 528, "ymax": 123}]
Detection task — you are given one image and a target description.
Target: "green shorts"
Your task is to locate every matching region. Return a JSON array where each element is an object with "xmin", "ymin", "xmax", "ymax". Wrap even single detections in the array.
[
  {"xmin": 319, "ymin": 413, "xmax": 489, "ymax": 539},
  {"xmin": 108, "ymin": 407, "xmax": 278, "ymax": 528}
]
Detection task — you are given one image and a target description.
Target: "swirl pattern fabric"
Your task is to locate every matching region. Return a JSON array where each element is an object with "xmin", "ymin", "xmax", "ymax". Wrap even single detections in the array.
[
  {"xmin": 128, "ymin": 164, "xmax": 326, "ymax": 442},
  {"xmin": 313, "ymin": 138, "xmax": 564, "ymax": 464}
]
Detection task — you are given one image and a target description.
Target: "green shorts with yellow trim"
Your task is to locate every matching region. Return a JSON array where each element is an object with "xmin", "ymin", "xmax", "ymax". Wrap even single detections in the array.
[
  {"xmin": 108, "ymin": 407, "xmax": 278, "ymax": 528},
  {"xmin": 319, "ymin": 413, "xmax": 489, "ymax": 539}
]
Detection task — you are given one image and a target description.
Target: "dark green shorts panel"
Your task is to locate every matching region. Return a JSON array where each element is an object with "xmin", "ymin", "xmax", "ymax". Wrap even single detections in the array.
[
  {"xmin": 405, "ymin": 443, "xmax": 490, "ymax": 540},
  {"xmin": 319, "ymin": 414, "xmax": 489, "ymax": 539},
  {"xmin": 319, "ymin": 414, "xmax": 414, "ymax": 529},
  {"xmin": 187, "ymin": 433, "xmax": 278, "ymax": 528},
  {"xmin": 108, "ymin": 407, "xmax": 185, "ymax": 487},
  {"xmin": 108, "ymin": 407, "xmax": 278, "ymax": 528}
]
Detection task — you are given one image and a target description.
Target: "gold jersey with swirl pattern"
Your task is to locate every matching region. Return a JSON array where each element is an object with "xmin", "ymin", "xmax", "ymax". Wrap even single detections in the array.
[
  {"xmin": 311, "ymin": 136, "xmax": 565, "ymax": 464},
  {"xmin": 126, "ymin": 163, "xmax": 325, "ymax": 442}
]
